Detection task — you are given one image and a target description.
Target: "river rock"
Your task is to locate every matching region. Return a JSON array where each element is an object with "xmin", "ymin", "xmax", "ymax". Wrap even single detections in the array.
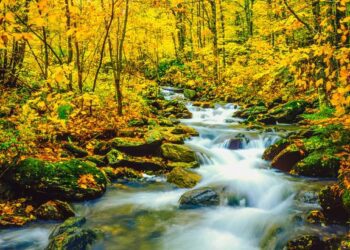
[
  {"xmin": 269, "ymin": 100, "xmax": 307, "ymax": 123},
  {"xmin": 166, "ymin": 161, "xmax": 199, "ymax": 169},
  {"xmin": 271, "ymin": 144, "xmax": 305, "ymax": 172},
  {"xmin": 167, "ymin": 167, "xmax": 201, "ymax": 188},
  {"xmin": 111, "ymin": 137, "xmax": 161, "ymax": 156},
  {"xmin": 184, "ymin": 89, "xmax": 197, "ymax": 100},
  {"xmin": 225, "ymin": 138, "xmax": 244, "ymax": 150},
  {"xmin": 306, "ymin": 210, "xmax": 326, "ymax": 224},
  {"xmin": 161, "ymin": 143, "xmax": 197, "ymax": 163},
  {"xmin": 285, "ymin": 235, "xmax": 325, "ymax": 250},
  {"xmin": 7, "ymin": 158, "xmax": 107, "ymax": 201},
  {"xmin": 318, "ymin": 185, "xmax": 349, "ymax": 222},
  {"xmin": 263, "ymin": 139, "xmax": 290, "ymax": 161},
  {"xmin": 179, "ymin": 187, "xmax": 220, "ymax": 209},
  {"xmin": 35, "ymin": 200, "xmax": 75, "ymax": 221},
  {"xmin": 102, "ymin": 167, "xmax": 143, "ymax": 181},
  {"xmin": 291, "ymin": 151, "xmax": 340, "ymax": 178},
  {"xmin": 48, "ymin": 217, "xmax": 99, "ymax": 250},
  {"xmin": 106, "ymin": 149, "xmax": 125, "ymax": 166}
]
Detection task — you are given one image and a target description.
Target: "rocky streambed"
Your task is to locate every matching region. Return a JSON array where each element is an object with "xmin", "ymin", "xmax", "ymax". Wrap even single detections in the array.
[{"xmin": 0, "ymin": 88, "xmax": 349, "ymax": 250}]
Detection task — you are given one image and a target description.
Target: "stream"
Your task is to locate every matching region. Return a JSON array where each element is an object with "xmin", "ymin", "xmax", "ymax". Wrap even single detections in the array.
[{"xmin": 0, "ymin": 88, "xmax": 345, "ymax": 250}]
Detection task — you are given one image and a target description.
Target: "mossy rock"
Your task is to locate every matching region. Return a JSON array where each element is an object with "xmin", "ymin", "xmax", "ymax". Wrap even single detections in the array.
[
  {"xmin": 285, "ymin": 235, "xmax": 325, "ymax": 250},
  {"xmin": 47, "ymin": 217, "xmax": 100, "ymax": 250},
  {"xmin": 102, "ymin": 167, "xmax": 143, "ymax": 181},
  {"xmin": 93, "ymin": 141, "xmax": 112, "ymax": 155},
  {"xmin": 106, "ymin": 149, "xmax": 125, "ymax": 166},
  {"xmin": 63, "ymin": 143, "xmax": 88, "ymax": 158},
  {"xmin": 269, "ymin": 100, "xmax": 308, "ymax": 123},
  {"xmin": 306, "ymin": 210, "xmax": 326, "ymax": 224},
  {"xmin": 35, "ymin": 200, "xmax": 75, "ymax": 221},
  {"xmin": 271, "ymin": 144, "xmax": 305, "ymax": 172},
  {"xmin": 118, "ymin": 156, "xmax": 166, "ymax": 172},
  {"xmin": 167, "ymin": 167, "xmax": 201, "ymax": 188},
  {"xmin": 111, "ymin": 137, "xmax": 160, "ymax": 156},
  {"xmin": 184, "ymin": 89, "xmax": 197, "ymax": 100},
  {"xmin": 263, "ymin": 139, "xmax": 290, "ymax": 161},
  {"xmin": 179, "ymin": 187, "xmax": 220, "ymax": 209},
  {"xmin": 291, "ymin": 151, "xmax": 340, "ymax": 178},
  {"xmin": 166, "ymin": 161, "xmax": 199, "ymax": 169},
  {"xmin": 8, "ymin": 158, "xmax": 107, "ymax": 201},
  {"xmin": 171, "ymin": 125, "xmax": 199, "ymax": 136},
  {"xmin": 161, "ymin": 143, "xmax": 197, "ymax": 163},
  {"xmin": 319, "ymin": 185, "xmax": 349, "ymax": 222},
  {"xmin": 85, "ymin": 155, "xmax": 106, "ymax": 167}
]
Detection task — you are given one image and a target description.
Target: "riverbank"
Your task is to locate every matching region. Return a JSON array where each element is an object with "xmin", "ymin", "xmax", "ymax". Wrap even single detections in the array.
[{"xmin": 0, "ymin": 87, "xmax": 349, "ymax": 249}]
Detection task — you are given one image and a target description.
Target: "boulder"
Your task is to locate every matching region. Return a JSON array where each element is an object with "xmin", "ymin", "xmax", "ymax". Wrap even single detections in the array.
[
  {"xmin": 285, "ymin": 235, "xmax": 325, "ymax": 250},
  {"xmin": 179, "ymin": 187, "xmax": 220, "ymax": 209},
  {"xmin": 0, "ymin": 198, "xmax": 36, "ymax": 228},
  {"xmin": 184, "ymin": 89, "xmax": 197, "ymax": 100},
  {"xmin": 271, "ymin": 144, "xmax": 305, "ymax": 172},
  {"xmin": 102, "ymin": 167, "xmax": 143, "ymax": 181},
  {"xmin": 161, "ymin": 143, "xmax": 197, "ymax": 163},
  {"xmin": 117, "ymin": 156, "xmax": 166, "ymax": 172},
  {"xmin": 63, "ymin": 143, "xmax": 88, "ymax": 158},
  {"xmin": 106, "ymin": 149, "xmax": 125, "ymax": 166},
  {"xmin": 167, "ymin": 167, "xmax": 201, "ymax": 188},
  {"xmin": 291, "ymin": 151, "xmax": 340, "ymax": 178},
  {"xmin": 8, "ymin": 158, "xmax": 107, "ymax": 201},
  {"xmin": 35, "ymin": 200, "xmax": 75, "ymax": 221},
  {"xmin": 85, "ymin": 155, "xmax": 106, "ymax": 167},
  {"xmin": 263, "ymin": 139, "xmax": 290, "ymax": 161},
  {"xmin": 47, "ymin": 217, "xmax": 99, "ymax": 250},
  {"xmin": 166, "ymin": 161, "xmax": 199, "ymax": 169},
  {"xmin": 93, "ymin": 141, "xmax": 112, "ymax": 155},
  {"xmin": 225, "ymin": 138, "xmax": 244, "ymax": 150},
  {"xmin": 111, "ymin": 137, "xmax": 160, "ymax": 156},
  {"xmin": 269, "ymin": 100, "xmax": 308, "ymax": 123},
  {"xmin": 306, "ymin": 210, "xmax": 326, "ymax": 224},
  {"xmin": 319, "ymin": 185, "xmax": 349, "ymax": 222},
  {"xmin": 171, "ymin": 125, "xmax": 199, "ymax": 136}
]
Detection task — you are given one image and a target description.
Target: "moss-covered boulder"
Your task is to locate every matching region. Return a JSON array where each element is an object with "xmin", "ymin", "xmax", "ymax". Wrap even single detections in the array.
[
  {"xmin": 166, "ymin": 161, "xmax": 199, "ymax": 169},
  {"xmin": 85, "ymin": 155, "xmax": 106, "ymax": 167},
  {"xmin": 271, "ymin": 144, "xmax": 305, "ymax": 172},
  {"xmin": 235, "ymin": 105, "xmax": 268, "ymax": 119},
  {"xmin": 319, "ymin": 185, "xmax": 349, "ymax": 222},
  {"xmin": 291, "ymin": 151, "xmax": 340, "ymax": 178},
  {"xmin": 63, "ymin": 143, "xmax": 88, "ymax": 158},
  {"xmin": 93, "ymin": 141, "xmax": 112, "ymax": 155},
  {"xmin": 106, "ymin": 149, "xmax": 125, "ymax": 166},
  {"xmin": 47, "ymin": 217, "xmax": 99, "ymax": 250},
  {"xmin": 111, "ymin": 137, "xmax": 160, "ymax": 156},
  {"xmin": 8, "ymin": 158, "xmax": 108, "ymax": 201},
  {"xmin": 179, "ymin": 187, "xmax": 220, "ymax": 209},
  {"xmin": 306, "ymin": 210, "xmax": 326, "ymax": 224},
  {"xmin": 118, "ymin": 156, "xmax": 166, "ymax": 172},
  {"xmin": 167, "ymin": 167, "xmax": 201, "ymax": 188},
  {"xmin": 161, "ymin": 143, "xmax": 197, "ymax": 163},
  {"xmin": 102, "ymin": 167, "xmax": 143, "ymax": 181},
  {"xmin": 0, "ymin": 198, "xmax": 36, "ymax": 228},
  {"xmin": 285, "ymin": 235, "xmax": 325, "ymax": 250},
  {"xmin": 184, "ymin": 89, "xmax": 197, "ymax": 100},
  {"xmin": 263, "ymin": 139, "xmax": 290, "ymax": 161},
  {"xmin": 35, "ymin": 200, "xmax": 75, "ymax": 221},
  {"xmin": 269, "ymin": 100, "xmax": 308, "ymax": 123},
  {"xmin": 171, "ymin": 125, "xmax": 199, "ymax": 136}
]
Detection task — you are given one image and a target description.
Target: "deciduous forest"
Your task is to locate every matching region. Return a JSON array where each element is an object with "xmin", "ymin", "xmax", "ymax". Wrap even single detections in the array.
[{"xmin": 0, "ymin": 0, "xmax": 350, "ymax": 249}]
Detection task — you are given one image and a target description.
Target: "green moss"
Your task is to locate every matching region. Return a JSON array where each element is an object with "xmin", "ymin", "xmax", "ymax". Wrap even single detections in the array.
[
  {"xmin": 10, "ymin": 158, "xmax": 107, "ymax": 200},
  {"xmin": 57, "ymin": 104, "xmax": 73, "ymax": 120},
  {"xmin": 161, "ymin": 143, "xmax": 197, "ymax": 163},
  {"xmin": 292, "ymin": 150, "xmax": 340, "ymax": 178},
  {"xmin": 167, "ymin": 167, "xmax": 201, "ymax": 188},
  {"xmin": 342, "ymin": 190, "xmax": 350, "ymax": 212},
  {"xmin": 302, "ymin": 107, "xmax": 334, "ymax": 120},
  {"xmin": 106, "ymin": 149, "xmax": 125, "ymax": 166}
]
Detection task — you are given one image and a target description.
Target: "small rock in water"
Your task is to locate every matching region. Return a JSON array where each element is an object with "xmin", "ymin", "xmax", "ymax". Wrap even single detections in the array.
[{"xmin": 179, "ymin": 187, "xmax": 220, "ymax": 209}]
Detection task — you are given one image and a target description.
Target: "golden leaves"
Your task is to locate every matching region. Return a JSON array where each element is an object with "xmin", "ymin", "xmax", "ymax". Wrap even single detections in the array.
[{"xmin": 78, "ymin": 174, "xmax": 98, "ymax": 189}]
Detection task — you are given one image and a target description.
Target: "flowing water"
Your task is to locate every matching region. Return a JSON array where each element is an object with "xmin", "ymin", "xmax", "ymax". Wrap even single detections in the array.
[{"xmin": 0, "ymin": 88, "xmax": 345, "ymax": 250}]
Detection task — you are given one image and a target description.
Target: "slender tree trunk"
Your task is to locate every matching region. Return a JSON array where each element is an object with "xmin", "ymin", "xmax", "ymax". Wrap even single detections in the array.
[
  {"xmin": 93, "ymin": 0, "xmax": 115, "ymax": 92},
  {"xmin": 209, "ymin": 0, "xmax": 219, "ymax": 83},
  {"xmin": 219, "ymin": 0, "xmax": 226, "ymax": 69},
  {"xmin": 65, "ymin": 0, "xmax": 73, "ymax": 91}
]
